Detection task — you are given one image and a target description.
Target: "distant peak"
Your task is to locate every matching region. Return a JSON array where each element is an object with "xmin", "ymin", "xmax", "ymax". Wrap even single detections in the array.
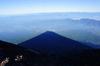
[
  {"xmin": 43, "ymin": 31, "xmax": 59, "ymax": 35},
  {"xmin": 80, "ymin": 18, "xmax": 98, "ymax": 21},
  {"xmin": 45, "ymin": 31, "xmax": 54, "ymax": 33}
]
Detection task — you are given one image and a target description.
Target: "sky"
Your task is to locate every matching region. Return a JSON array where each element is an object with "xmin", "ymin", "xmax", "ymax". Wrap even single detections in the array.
[{"xmin": 0, "ymin": 0, "xmax": 100, "ymax": 15}]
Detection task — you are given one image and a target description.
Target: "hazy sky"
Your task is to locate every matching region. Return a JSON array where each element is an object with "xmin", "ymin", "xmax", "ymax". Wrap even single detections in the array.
[{"xmin": 0, "ymin": 0, "xmax": 100, "ymax": 15}]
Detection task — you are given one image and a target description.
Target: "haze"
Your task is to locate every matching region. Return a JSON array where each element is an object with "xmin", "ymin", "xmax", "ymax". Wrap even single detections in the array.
[{"xmin": 0, "ymin": 0, "xmax": 100, "ymax": 15}]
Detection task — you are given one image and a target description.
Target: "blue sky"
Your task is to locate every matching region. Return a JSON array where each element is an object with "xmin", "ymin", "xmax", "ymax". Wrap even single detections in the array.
[{"xmin": 0, "ymin": 0, "xmax": 100, "ymax": 15}]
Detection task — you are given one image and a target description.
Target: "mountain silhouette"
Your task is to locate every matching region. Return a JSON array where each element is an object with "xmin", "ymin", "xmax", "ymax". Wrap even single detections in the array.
[
  {"xmin": 19, "ymin": 31, "xmax": 92, "ymax": 55},
  {"xmin": 1, "ymin": 32, "xmax": 100, "ymax": 66},
  {"xmin": 19, "ymin": 31, "xmax": 100, "ymax": 66}
]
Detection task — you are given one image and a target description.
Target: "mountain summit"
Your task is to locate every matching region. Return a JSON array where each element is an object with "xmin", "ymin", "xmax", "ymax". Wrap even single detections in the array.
[{"xmin": 19, "ymin": 31, "xmax": 92, "ymax": 55}]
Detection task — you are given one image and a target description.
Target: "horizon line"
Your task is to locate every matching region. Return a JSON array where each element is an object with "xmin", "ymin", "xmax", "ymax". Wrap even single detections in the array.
[{"xmin": 0, "ymin": 12, "xmax": 100, "ymax": 16}]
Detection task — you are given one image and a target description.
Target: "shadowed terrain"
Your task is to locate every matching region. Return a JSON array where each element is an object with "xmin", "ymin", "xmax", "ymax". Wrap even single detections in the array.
[
  {"xmin": 0, "ymin": 31, "xmax": 100, "ymax": 66},
  {"xmin": 19, "ymin": 31, "xmax": 100, "ymax": 66}
]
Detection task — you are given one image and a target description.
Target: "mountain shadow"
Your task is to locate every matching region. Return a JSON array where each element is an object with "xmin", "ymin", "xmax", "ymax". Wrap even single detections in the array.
[
  {"xmin": 19, "ymin": 31, "xmax": 92, "ymax": 55},
  {"xmin": 19, "ymin": 31, "xmax": 100, "ymax": 66},
  {"xmin": 0, "ymin": 31, "xmax": 100, "ymax": 66}
]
